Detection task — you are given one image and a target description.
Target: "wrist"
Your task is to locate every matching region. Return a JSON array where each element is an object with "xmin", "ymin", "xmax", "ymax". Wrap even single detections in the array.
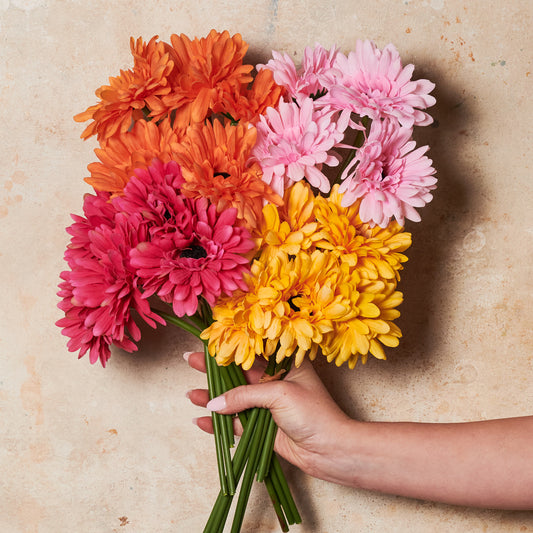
[{"xmin": 302, "ymin": 417, "xmax": 370, "ymax": 488}]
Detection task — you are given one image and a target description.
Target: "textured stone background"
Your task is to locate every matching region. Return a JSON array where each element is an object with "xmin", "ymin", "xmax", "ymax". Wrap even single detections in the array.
[{"xmin": 1, "ymin": 1, "xmax": 532, "ymax": 531}]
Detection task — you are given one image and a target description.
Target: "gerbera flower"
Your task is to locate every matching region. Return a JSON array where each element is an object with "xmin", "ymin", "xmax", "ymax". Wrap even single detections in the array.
[
  {"xmin": 112, "ymin": 159, "xmax": 189, "ymax": 241},
  {"xmin": 251, "ymin": 98, "xmax": 348, "ymax": 197},
  {"xmin": 163, "ymin": 30, "xmax": 253, "ymax": 126},
  {"xmin": 130, "ymin": 198, "xmax": 255, "ymax": 317},
  {"xmin": 321, "ymin": 278, "xmax": 403, "ymax": 368},
  {"xmin": 215, "ymin": 68, "xmax": 284, "ymax": 124},
  {"xmin": 259, "ymin": 43, "xmax": 339, "ymax": 103},
  {"xmin": 327, "ymin": 40, "xmax": 436, "ymax": 127},
  {"xmin": 173, "ymin": 120, "xmax": 281, "ymax": 229},
  {"xmin": 85, "ymin": 118, "xmax": 181, "ymax": 196},
  {"xmin": 201, "ymin": 310, "xmax": 266, "ymax": 371},
  {"xmin": 202, "ymin": 250, "xmax": 352, "ymax": 368},
  {"xmin": 56, "ymin": 272, "xmax": 136, "ymax": 367},
  {"xmin": 254, "ymin": 181, "xmax": 325, "ymax": 258},
  {"xmin": 57, "ymin": 213, "xmax": 164, "ymax": 367},
  {"xmin": 338, "ymin": 119, "xmax": 437, "ymax": 227},
  {"xmin": 314, "ymin": 184, "xmax": 412, "ymax": 280},
  {"xmin": 64, "ymin": 190, "xmax": 117, "ymax": 267},
  {"xmin": 74, "ymin": 36, "xmax": 177, "ymax": 143}
]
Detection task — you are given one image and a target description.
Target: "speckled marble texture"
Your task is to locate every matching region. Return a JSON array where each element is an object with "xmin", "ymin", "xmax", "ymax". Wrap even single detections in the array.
[{"xmin": 1, "ymin": 1, "xmax": 532, "ymax": 531}]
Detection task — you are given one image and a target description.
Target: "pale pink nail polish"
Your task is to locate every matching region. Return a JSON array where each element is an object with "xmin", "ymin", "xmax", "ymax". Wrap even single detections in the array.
[
  {"xmin": 192, "ymin": 417, "xmax": 199, "ymax": 426},
  {"xmin": 206, "ymin": 395, "xmax": 226, "ymax": 412},
  {"xmin": 183, "ymin": 351, "xmax": 193, "ymax": 362}
]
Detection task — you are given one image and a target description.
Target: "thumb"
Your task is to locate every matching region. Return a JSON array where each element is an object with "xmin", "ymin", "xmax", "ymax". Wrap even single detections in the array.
[{"xmin": 206, "ymin": 382, "xmax": 284, "ymax": 414}]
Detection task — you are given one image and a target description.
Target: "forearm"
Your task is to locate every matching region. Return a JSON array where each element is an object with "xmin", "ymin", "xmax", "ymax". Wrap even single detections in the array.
[{"xmin": 318, "ymin": 415, "xmax": 533, "ymax": 510}]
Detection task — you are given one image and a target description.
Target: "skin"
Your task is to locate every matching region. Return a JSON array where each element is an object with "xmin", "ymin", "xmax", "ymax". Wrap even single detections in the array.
[{"xmin": 185, "ymin": 351, "xmax": 533, "ymax": 510}]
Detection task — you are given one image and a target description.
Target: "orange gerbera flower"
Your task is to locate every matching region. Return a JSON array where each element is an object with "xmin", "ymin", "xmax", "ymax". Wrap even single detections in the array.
[
  {"xmin": 85, "ymin": 119, "xmax": 181, "ymax": 195},
  {"xmin": 173, "ymin": 120, "xmax": 282, "ymax": 229},
  {"xmin": 164, "ymin": 30, "xmax": 254, "ymax": 127},
  {"xmin": 215, "ymin": 68, "xmax": 285, "ymax": 124},
  {"xmin": 74, "ymin": 36, "xmax": 177, "ymax": 143}
]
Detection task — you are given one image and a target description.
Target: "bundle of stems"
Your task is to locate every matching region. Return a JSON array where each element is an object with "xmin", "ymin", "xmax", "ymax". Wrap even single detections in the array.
[{"xmin": 158, "ymin": 306, "xmax": 301, "ymax": 532}]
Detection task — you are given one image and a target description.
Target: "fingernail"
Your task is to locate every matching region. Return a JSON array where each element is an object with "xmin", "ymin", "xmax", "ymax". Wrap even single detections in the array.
[
  {"xmin": 206, "ymin": 395, "xmax": 226, "ymax": 412},
  {"xmin": 183, "ymin": 351, "xmax": 193, "ymax": 362},
  {"xmin": 185, "ymin": 390, "xmax": 192, "ymax": 399},
  {"xmin": 192, "ymin": 417, "xmax": 199, "ymax": 426}
]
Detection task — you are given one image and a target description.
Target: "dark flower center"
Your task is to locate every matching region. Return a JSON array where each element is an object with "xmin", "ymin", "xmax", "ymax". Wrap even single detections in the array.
[
  {"xmin": 309, "ymin": 88, "xmax": 328, "ymax": 100},
  {"xmin": 288, "ymin": 295, "xmax": 301, "ymax": 312},
  {"xmin": 214, "ymin": 171, "xmax": 231, "ymax": 179},
  {"xmin": 179, "ymin": 244, "xmax": 208, "ymax": 260}
]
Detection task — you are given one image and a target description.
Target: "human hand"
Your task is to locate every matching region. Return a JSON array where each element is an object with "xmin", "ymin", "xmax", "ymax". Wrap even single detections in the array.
[
  {"xmin": 186, "ymin": 352, "xmax": 533, "ymax": 508},
  {"xmin": 184, "ymin": 352, "xmax": 359, "ymax": 484}
]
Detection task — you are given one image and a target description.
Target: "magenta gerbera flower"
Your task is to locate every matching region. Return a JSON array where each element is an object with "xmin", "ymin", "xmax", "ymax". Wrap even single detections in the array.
[
  {"xmin": 251, "ymin": 97, "xmax": 348, "ymax": 197},
  {"xmin": 130, "ymin": 198, "xmax": 255, "ymax": 317},
  {"xmin": 259, "ymin": 44, "xmax": 339, "ymax": 103},
  {"xmin": 57, "ymin": 212, "xmax": 165, "ymax": 367},
  {"xmin": 328, "ymin": 40, "xmax": 436, "ymax": 128},
  {"xmin": 338, "ymin": 118, "xmax": 437, "ymax": 227},
  {"xmin": 113, "ymin": 159, "xmax": 190, "ymax": 242},
  {"xmin": 63, "ymin": 190, "xmax": 117, "ymax": 267},
  {"xmin": 56, "ymin": 272, "xmax": 137, "ymax": 367}
]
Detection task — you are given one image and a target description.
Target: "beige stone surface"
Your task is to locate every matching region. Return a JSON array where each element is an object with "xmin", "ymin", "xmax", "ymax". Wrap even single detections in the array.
[{"xmin": 1, "ymin": 0, "xmax": 532, "ymax": 531}]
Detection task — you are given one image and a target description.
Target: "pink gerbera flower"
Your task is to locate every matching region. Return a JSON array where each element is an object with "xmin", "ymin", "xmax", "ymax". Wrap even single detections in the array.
[
  {"xmin": 113, "ymin": 159, "xmax": 192, "ymax": 243},
  {"xmin": 63, "ymin": 190, "xmax": 117, "ymax": 267},
  {"xmin": 328, "ymin": 40, "xmax": 436, "ymax": 128},
  {"xmin": 56, "ymin": 272, "xmax": 138, "ymax": 367},
  {"xmin": 259, "ymin": 44, "xmax": 339, "ymax": 103},
  {"xmin": 130, "ymin": 198, "xmax": 255, "ymax": 317},
  {"xmin": 57, "ymin": 213, "xmax": 165, "ymax": 366},
  {"xmin": 251, "ymin": 97, "xmax": 348, "ymax": 197},
  {"xmin": 339, "ymin": 118, "xmax": 437, "ymax": 227}
]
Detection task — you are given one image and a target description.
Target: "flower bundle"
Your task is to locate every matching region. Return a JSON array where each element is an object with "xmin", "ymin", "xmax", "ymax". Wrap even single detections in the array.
[{"xmin": 56, "ymin": 30, "xmax": 436, "ymax": 532}]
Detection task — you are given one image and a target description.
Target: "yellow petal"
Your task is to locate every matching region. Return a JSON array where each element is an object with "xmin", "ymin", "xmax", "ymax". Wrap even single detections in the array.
[
  {"xmin": 358, "ymin": 302, "xmax": 380, "ymax": 318},
  {"xmin": 378, "ymin": 334, "xmax": 400, "ymax": 347},
  {"xmin": 363, "ymin": 319, "xmax": 390, "ymax": 334},
  {"xmin": 262, "ymin": 203, "xmax": 280, "ymax": 229},
  {"xmin": 369, "ymin": 339, "xmax": 386, "ymax": 360},
  {"xmin": 354, "ymin": 332, "xmax": 370, "ymax": 355}
]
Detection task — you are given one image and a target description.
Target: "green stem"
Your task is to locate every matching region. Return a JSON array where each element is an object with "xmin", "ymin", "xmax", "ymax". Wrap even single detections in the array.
[
  {"xmin": 256, "ymin": 356, "xmax": 291, "ymax": 482},
  {"xmin": 188, "ymin": 312, "xmax": 208, "ymax": 331},
  {"xmin": 161, "ymin": 306, "xmax": 295, "ymax": 529},
  {"xmin": 204, "ymin": 354, "xmax": 300, "ymax": 531},
  {"xmin": 256, "ymin": 415, "xmax": 278, "ymax": 482},
  {"xmin": 200, "ymin": 297, "xmax": 213, "ymax": 324},
  {"xmin": 219, "ymin": 366, "xmax": 240, "ymax": 441},
  {"xmin": 204, "ymin": 409, "xmax": 260, "ymax": 533},
  {"xmin": 215, "ymin": 363, "xmax": 236, "ymax": 485},
  {"xmin": 227, "ymin": 363, "xmax": 252, "ymax": 426},
  {"xmin": 205, "ymin": 347, "xmax": 235, "ymax": 495},
  {"xmin": 231, "ymin": 408, "xmax": 269, "ymax": 533},
  {"xmin": 271, "ymin": 456, "xmax": 301, "ymax": 525},
  {"xmin": 228, "ymin": 362, "xmax": 248, "ymax": 386},
  {"xmin": 205, "ymin": 348, "xmax": 229, "ymax": 496},
  {"xmin": 264, "ymin": 475, "xmax": 289, "ymax": 532},
  {"xmin": 155, "ymin": 310, "xmax": 203, "ymax": 338}
]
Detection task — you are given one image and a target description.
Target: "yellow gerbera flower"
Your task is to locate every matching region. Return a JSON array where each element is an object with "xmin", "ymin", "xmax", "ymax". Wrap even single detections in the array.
[
  {"xmin": 203, "ymin": 185, "xmax": 410, "ymax": 370},
  {"xmin": 321, "ymin": 278, "xmax": 403, "ymax": 368},
  {"xmin": 253, "ymin": 181, "xmax": 326, "ymax": 258},
  {"xmin": 202, "ymin": 249, "xmax": 353, "ymax": 368},
  {"xmin": 314, "ymin": 184, "xmax": 412, "ymax": 281},
  {"xmin": 201, "ymin": 308, "xmax": 265, "ymax": 370}
]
